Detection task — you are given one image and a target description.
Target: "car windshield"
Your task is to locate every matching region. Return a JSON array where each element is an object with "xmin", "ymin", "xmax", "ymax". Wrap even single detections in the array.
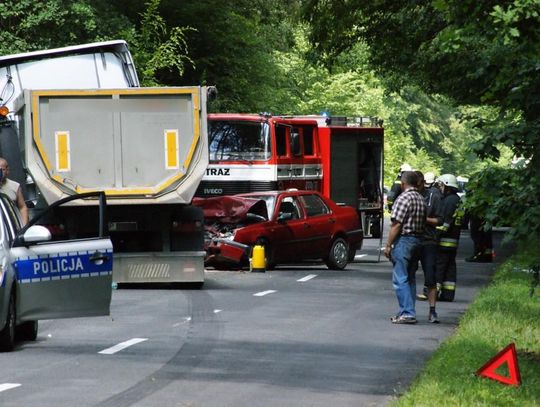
[
  {"xmin": 242, "ymin": 195, "xmax": 276, "ymax": 219},
  {"xmin": 209, "ymin": 120, "xmax": 271, "ymax": 162}
]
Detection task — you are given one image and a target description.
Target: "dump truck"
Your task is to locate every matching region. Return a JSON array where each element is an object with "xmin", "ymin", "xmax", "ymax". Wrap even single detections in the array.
[{"xmin": 0, "ymin": 41, "xmax": 209, "ymax": 285}]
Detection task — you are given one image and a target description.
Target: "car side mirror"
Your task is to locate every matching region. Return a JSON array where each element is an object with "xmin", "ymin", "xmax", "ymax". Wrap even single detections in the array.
[
  {"xmin": 277, "ymin": 212, "xmax": 293, "ymax": 222},
  {"xmin": 20, "ymin": 225, "xmax": 52, "ymax": 244}
]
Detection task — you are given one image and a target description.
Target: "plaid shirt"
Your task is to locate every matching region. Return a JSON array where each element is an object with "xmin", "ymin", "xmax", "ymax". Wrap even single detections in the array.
[{"xmin": 390, "ymin": 187, "xmax": 426, "ymax": 235}]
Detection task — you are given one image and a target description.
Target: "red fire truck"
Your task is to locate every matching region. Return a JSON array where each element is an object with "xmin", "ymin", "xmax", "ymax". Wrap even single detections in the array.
[{"xmin": 195, "ymin": 113, "xmax": 384, "ymax": 238}]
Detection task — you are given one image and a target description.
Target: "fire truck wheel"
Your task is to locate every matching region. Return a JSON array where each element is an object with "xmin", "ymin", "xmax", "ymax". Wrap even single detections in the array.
[{"xmin": 325, "ymin": 238, "xmax": 349, "ymax": 270}]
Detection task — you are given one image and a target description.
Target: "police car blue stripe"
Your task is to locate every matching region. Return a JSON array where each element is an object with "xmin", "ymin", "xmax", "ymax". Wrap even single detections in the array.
[{"xmin": 15, "ymin": 252, "xmax": 112, "ymax": 283}]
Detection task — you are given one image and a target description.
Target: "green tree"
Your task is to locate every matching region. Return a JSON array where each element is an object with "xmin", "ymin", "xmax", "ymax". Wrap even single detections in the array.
[
  {"xmin": 145, "ymin": 0, "xmax": 299, "ymax": 112},
  {"xmin": 302, "ymin": 0, "xmax": 540, "ymax": 243},
  {"xmin": 121, "ymin": 0, "xmax": 194, "ymax": 86},
  {"xmin": 0, "ymin": 0, "xmax": 132, "ymax": 55}
]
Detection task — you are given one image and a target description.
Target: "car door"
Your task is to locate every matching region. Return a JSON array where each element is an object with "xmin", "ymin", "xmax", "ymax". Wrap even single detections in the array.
[
  {"xmin": 10, "ymin": 192, "xmax": 113, "ymax": 321},
  {"xmin": 270, "ymin": 195, "xmax": 317, "ymax": 261},
  {"xmin": 297, "ymin": 194, "xmax": 335, "ymax": 258}
]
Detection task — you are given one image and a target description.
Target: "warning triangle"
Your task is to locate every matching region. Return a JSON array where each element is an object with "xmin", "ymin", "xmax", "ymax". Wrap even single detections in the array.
[{"xmin": 476, "ymin": 343, "xmax": 521, "ymax": 386}]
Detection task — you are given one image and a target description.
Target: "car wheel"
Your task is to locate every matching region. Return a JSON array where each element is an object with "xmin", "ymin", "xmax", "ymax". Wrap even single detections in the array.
[
  {"xmin": 17, "ymin": 321, "xmax": 38, "ymax": 341},
  {"xmin": 0, "ymin": 293, "xmax": 16, "ymax": 352},
  {"xmin": 255, "ymin": 238, "xmax": 275, "ymax": 270},
  {"xmin": 325, "ymin": 237, "xmax": 349, "ymax": 270}
]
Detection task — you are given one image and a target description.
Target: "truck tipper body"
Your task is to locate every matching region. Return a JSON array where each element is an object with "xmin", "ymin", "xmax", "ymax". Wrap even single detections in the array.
[{"xmin": 0, "ymin": 41, "xmax": 208, "ymax": 284}]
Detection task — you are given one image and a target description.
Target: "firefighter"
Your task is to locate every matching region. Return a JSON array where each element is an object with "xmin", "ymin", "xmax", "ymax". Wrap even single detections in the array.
[
  {"xmin": 466, "ymin": 213, "xmax": 493, "ymax": 262},
  {"xmin": 387, "ymin": 163, "xmax": 412, "ymax": 211},
  {"xmin": 435, "ymin": 174, "xmax": 464, "ymax": 302},
  {"xmin": 464, "ymin": 185, "xmax": 493, "ymax": 263},
  {"xmin": 415, "ymin": 172, "xmax": 445, "ymax": 322}
]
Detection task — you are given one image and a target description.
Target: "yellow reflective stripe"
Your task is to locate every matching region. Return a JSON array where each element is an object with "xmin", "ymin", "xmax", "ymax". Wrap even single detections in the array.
[
  {"xmin": 55, "ymin": 131, "xmax": 70, "ymax": 172},
  {"xmin": 442, "ymin": 282, "xmax": 456, "ymax": 290},
  {"xmin": 439, "ymin": 242, "xmax": 457, "ymax": 247},
  {"xmin": 184, "ymin": 91, "xmax": 200, "ymax": 170},
  {"xmin": 31, "ymin": 88, "xmax": 200, "ymax": 96},
  {"xmin": 32, "ymin": 94, "xmax": 52, "ymax": 171},
  {"xmin": 165, "ymin": 129, "xmax": 179, "ymax": 169},
  {"xmin": 439, "ymin": 238, "xmax": 458, "ymax": 247}
]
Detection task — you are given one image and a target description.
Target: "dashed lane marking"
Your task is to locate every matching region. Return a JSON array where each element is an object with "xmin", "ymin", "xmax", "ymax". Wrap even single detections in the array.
[
  {"xmin": 214, "ymin": 309, "xmax": 222, "ymax": 313},
  {"xmin": 98, "ymin": 338, "xmax": 148, "ymax": 355},
  {"xmin": 253, "ymin": 290, "xmax": 277, "ymax": 297},
  {"xmin": 172, "ymin": 317, "xmax": 191, "ymax": 327},
  {"xmin": 0, "ymin": 383, "xmax": 21, "ymax": 393},
  {"xmin": 355, "ymin": 254, "xmax": 368, "ymax": 259},
  {"xmin": 297, "ymin": 274, "xmax": 317, "ymax": 282}
]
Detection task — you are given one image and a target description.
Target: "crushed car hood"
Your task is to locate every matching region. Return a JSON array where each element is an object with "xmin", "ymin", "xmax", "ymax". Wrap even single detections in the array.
[{"xmin": 192, "ymin": 196, "xmax": 269, "ymax": 223}]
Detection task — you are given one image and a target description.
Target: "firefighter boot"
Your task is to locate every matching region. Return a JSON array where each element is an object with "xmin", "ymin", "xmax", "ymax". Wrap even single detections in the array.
[{"xmin": 438, "ymin": 281, "xmax": 456, "ymax": 302}]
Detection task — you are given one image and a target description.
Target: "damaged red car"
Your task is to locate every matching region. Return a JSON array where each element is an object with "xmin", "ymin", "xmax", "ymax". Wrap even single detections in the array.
[{"xmin": 193, "ymin": 190, "xmax": 363, "ymax": 270}]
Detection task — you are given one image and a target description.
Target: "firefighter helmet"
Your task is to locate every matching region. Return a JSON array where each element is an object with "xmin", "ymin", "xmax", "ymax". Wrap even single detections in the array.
[
  {"xmin": 437, "ymin": 174, "xmax": 458, "ymax": 189},
  {"xmin": 400, "ymin": 163, "xmax": 412, "ymax": 172},
  {"xmin": 424, "ymin": 172, "xmax": 436, "ymax": 185}
]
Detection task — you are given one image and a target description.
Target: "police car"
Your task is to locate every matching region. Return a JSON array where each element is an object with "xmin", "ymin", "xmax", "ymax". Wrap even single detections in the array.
[{"xmin": 0, "ymin": 192, "xmax": 113, "ymax": 351}]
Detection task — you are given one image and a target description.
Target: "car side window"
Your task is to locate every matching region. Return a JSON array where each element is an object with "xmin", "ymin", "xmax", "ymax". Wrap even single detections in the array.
[
  {"xmin": 278, "ymin": 197, "xmax": 302, "ymax": 220},
  {"xmin": 29, "ymin": 201, "xmax": 103, "ymax": 243},
  {"xmin": 299, "ymin": 194, "xmax": 330, "ymax": 217}
]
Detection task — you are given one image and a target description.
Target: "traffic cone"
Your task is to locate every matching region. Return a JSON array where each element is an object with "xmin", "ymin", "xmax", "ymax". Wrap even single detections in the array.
[{"xmin": 250, "ymin": 244, "xmax": 266, "ymax": 272}]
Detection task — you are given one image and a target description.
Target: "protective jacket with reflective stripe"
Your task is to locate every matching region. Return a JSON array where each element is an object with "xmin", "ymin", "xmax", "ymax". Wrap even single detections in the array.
[{"xmin": 437, "ymin": 192, "xmax": 463, "ymax": 249}]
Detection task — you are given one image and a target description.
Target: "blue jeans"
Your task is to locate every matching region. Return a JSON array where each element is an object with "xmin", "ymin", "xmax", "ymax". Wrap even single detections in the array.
[{"xmin": 391, "ymin": 236, "xmax": 422, "ymax": 317}]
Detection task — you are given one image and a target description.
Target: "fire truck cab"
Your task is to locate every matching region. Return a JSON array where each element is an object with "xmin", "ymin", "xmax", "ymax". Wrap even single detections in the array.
[{"xmin": 196, "ymin": 113, "xmax": 384, "ymax": 238}]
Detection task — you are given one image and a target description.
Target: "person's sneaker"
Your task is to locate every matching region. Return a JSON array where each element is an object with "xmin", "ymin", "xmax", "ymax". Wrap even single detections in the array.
[
  {"xmin": 466, "ymin": 253, "xmax": 493, "ymax": 263},
  {"xmin": 390, "ymin": 315, "xmax": 417, "ymax": 324},
  {"xmin": 428, "ymin": 311, "xmax": 440, "ymax": 324},
  {"xmin": 465, "ymin": 253, "xmax": 481, "ymax": 262},
  {"xmin": 416, "ymin": 286, "xmax": 428, "ymax": 300}
]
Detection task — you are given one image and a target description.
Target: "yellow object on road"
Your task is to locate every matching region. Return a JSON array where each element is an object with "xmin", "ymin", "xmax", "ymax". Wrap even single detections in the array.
[{"xmin": 251, "ymin": 245, "xmax": 266, "ymax": 272}]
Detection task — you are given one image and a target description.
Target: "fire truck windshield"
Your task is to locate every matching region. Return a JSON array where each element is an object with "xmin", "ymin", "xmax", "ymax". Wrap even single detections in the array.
[{"xmin": 209, "ymin": 120, "xmax": 271, "ymax": 162}]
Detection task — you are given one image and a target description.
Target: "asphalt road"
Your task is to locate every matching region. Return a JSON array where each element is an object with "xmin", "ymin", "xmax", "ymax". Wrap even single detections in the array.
[{"xmin": 0, "ymin": 227, "xmax": 512, "ymax": 407}]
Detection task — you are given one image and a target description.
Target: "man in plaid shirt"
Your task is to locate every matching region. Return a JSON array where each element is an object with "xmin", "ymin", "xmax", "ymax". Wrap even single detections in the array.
[{"xmin": 384, "ymin": 171, "xmax": 427, "ymax": 324}]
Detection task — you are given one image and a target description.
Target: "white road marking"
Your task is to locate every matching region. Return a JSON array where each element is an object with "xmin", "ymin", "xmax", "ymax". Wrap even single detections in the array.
[
  {"xmin": 253, "ymin": 290, "xmax": 277, "ymax": 297},
  {"xmin": 0, "ymin": 383, "xmax": 21, "ymax": 393},
  {"xmin": 355, "ymin": 254, "xmax": 368, "ymax": 259},
  {"xmin": 98, "ymin": 338, "xmax": 148, "ymax": 355},
  {"xmin": 214, "ymin": 309, "xmax": 222, "ymax": 313},
  {"xmin": 297, "ymin": 274, "xmax": 317, "ymax": 282},
  {"xmin": 172, "ymin": 317, "xmax": 192, "ymax": 327}
]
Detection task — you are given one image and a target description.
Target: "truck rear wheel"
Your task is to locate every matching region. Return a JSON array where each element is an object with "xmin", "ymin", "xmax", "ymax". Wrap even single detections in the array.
[{"xmin": 0, "ymin": 293, "xmax": 16, "ymax": 352}]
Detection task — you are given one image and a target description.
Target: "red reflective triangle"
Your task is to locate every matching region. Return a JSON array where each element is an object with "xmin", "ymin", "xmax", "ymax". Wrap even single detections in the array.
[{"xmin": 477, "ymin": 343, "xmax": 521, "ymax": 386}]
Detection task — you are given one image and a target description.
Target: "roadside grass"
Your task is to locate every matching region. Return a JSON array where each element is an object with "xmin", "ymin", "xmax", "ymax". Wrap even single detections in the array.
[{"xmin": 393, "ymin": 254, "xmax": 540, "ymax": 407}]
